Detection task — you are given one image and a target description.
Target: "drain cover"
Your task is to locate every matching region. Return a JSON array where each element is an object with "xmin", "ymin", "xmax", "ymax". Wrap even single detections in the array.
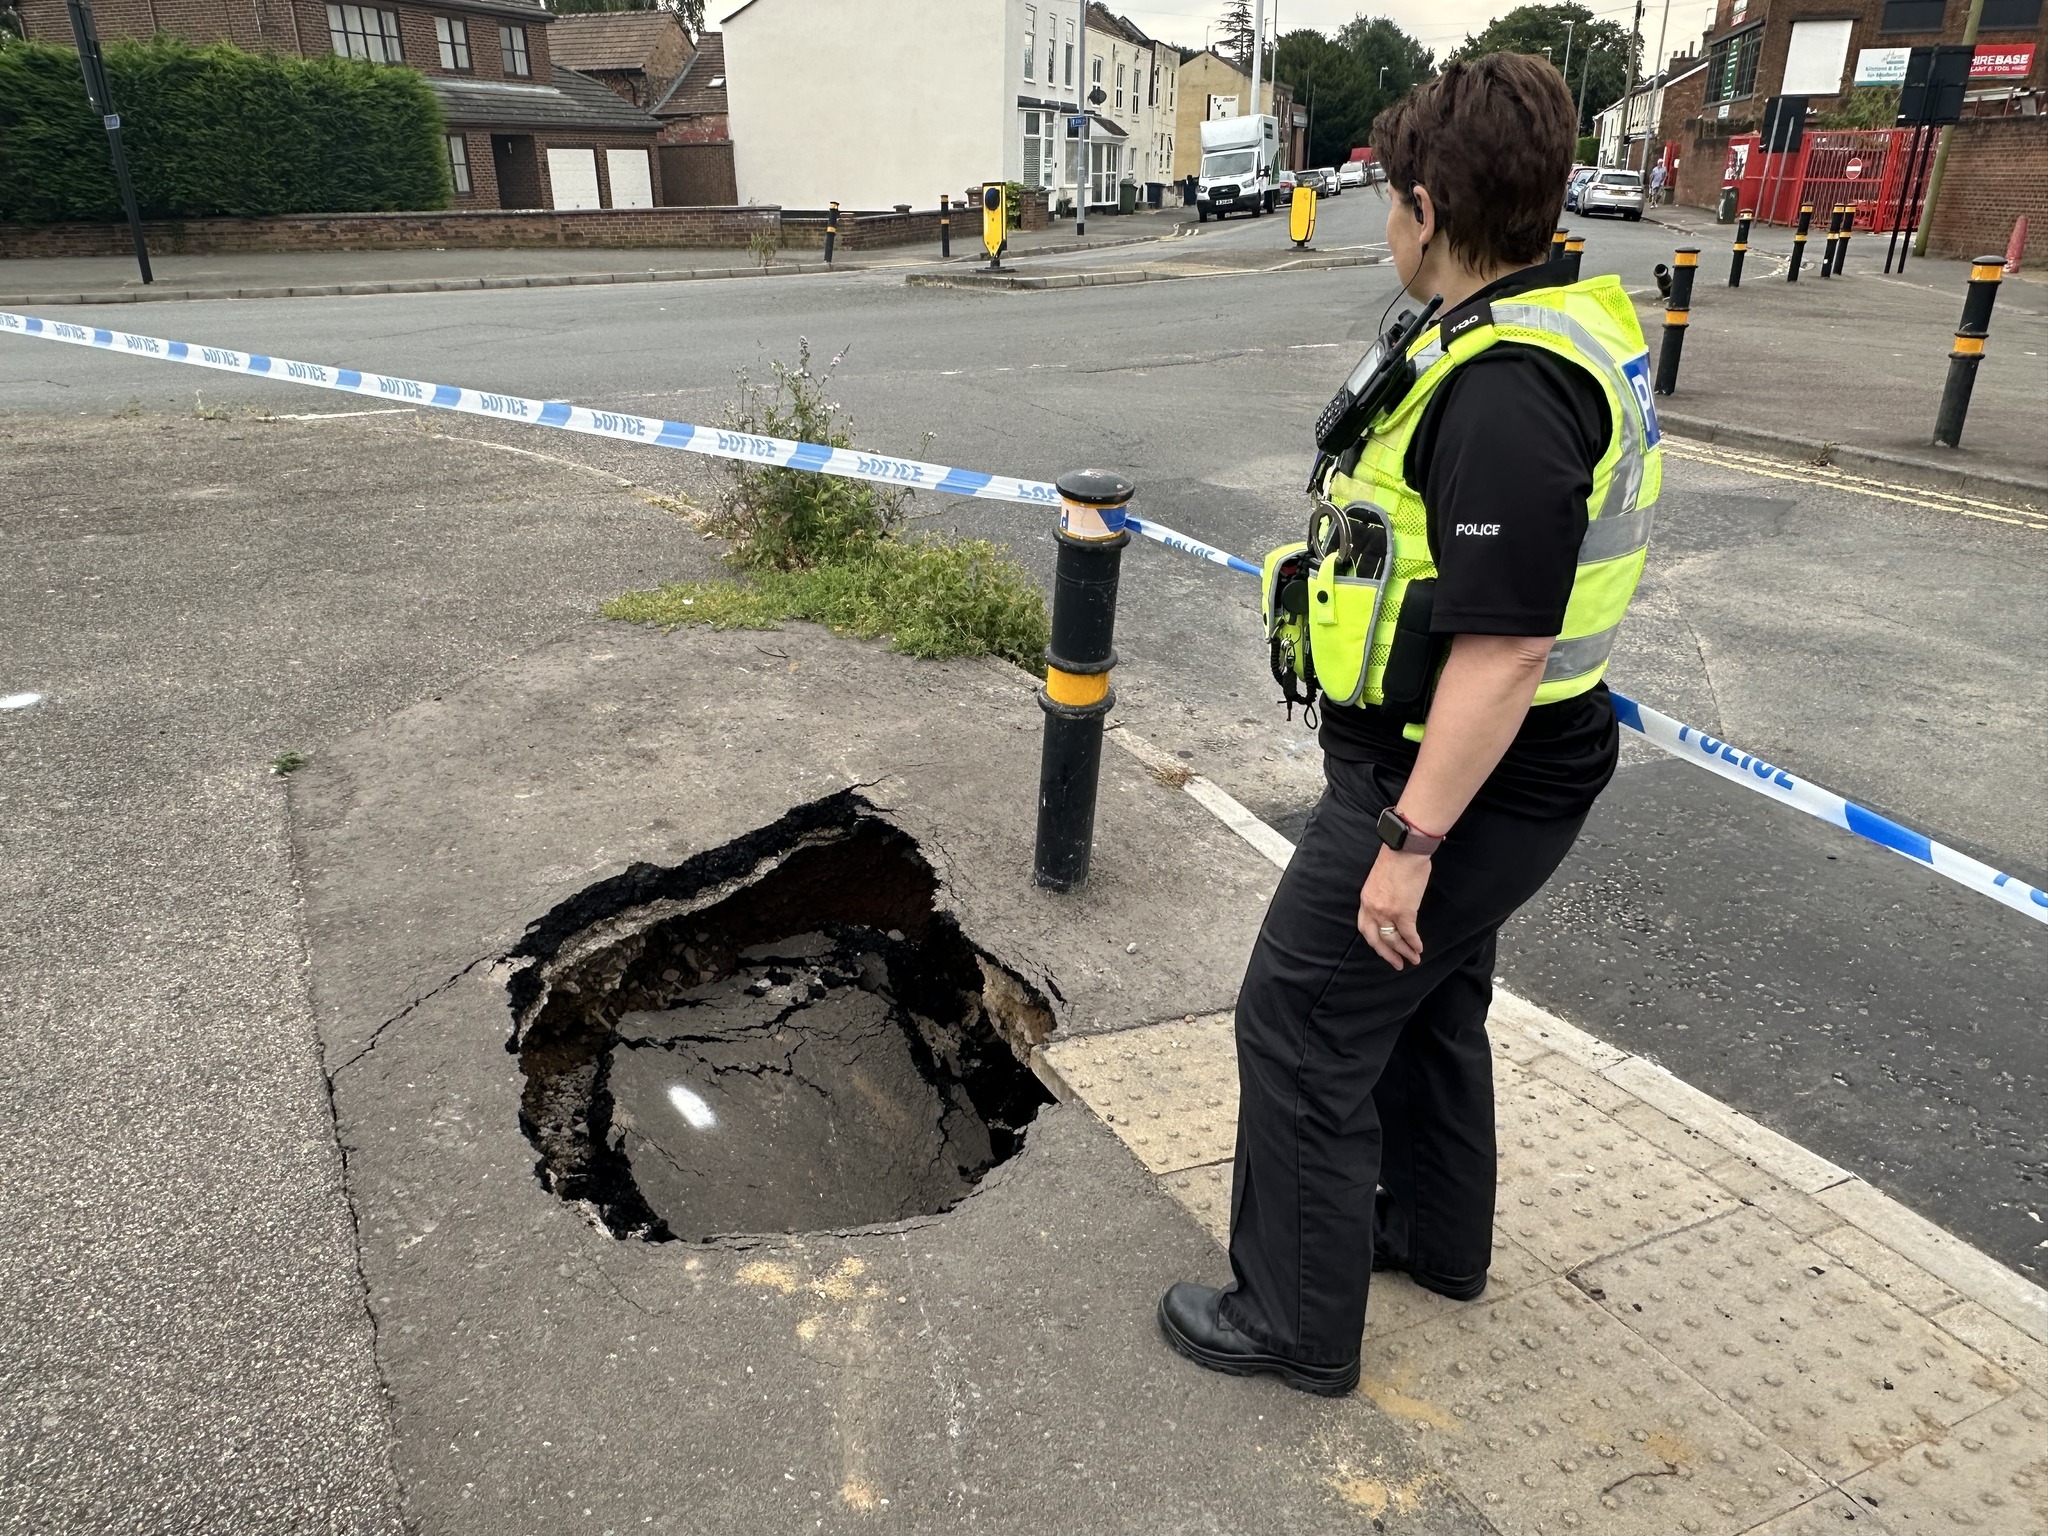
[{"xmin": 510, "ymin": 802, "xmax": 1054, "ymax": 1241}]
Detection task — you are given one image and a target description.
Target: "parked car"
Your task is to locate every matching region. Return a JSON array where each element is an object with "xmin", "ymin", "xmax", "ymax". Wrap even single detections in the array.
[
  {"xmin": 1315, "ymin": 167, "xmax": 1344, "ymax": 195},
  {"xmin": 1274, "ymin": 168, "xmax": 1299, "ymax": 199},
  {"xmin": 1565, "ymin": 165, "xmax": 1597, "ymax": 213},
  {"xmin": 1581, "ymin": 168, "xmax": 1646, "ymax": 221},
  {"xmin": 1337, "ymin": 160, "xmax": 1367, "ymax": 188},
  {"xmin": 1295, "ymin": 167, "xmax": 1328, "ymax": 195}
]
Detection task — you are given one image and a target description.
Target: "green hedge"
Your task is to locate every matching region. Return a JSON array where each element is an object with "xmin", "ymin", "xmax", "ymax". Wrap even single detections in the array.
[{"xmin": 0, "ymin": 37, "xmax": 450, "ymax": 222}]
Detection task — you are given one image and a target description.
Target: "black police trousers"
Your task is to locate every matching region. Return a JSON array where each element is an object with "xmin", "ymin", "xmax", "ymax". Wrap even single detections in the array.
[{"xmin": 1219, "ymin": 754, "xmax": 1587, "ymax": 1366}]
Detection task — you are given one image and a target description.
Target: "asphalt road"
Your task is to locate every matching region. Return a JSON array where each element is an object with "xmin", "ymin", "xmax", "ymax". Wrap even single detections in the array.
[{"xmin": 3, "ymin": 188, "xmax": 2043, "ymax": 1293}]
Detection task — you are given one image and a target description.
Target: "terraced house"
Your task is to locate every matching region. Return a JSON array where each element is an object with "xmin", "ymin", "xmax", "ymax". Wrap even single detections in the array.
[{"xmin": 15, "ymin": 0, "xmax": 665, "ymax": 210}]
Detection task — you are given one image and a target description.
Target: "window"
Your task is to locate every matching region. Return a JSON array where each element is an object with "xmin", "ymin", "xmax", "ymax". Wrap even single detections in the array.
[
  {"xmin": 1980, "ymin": 0, "xmax": 2040, "ymax": 25},
  {"xmin": 499, "ymin": 23, "xmax": 530, "ymax": 76},
  {"xmin": 327, "ymin": 4, "xmax": 402, "ymax": 62},
  {"xmin": 1879, "ymin": 0, "xmax": 1947, "ymax": 30},
  {"xmin": 1116, "ymin": 62, "xmax": 1125, "ymax": 111},
  {"xmin": 445, "ymin": 133, "xmax": 471, "ymax": 193},
  {"xmin": 1064, "ymin": 21, "xmax": 1073, "ymax": 86},
  {"xmin": 1705, "ymin": 24, "xmax": 1763, "ymax": 102},
  {"xmin": 434, "ymin": 16, "xmax": 470, "ymax": 71},
  {"xmin": 1023, "ymin": 110, "xmax": 1052, "ymax": 187},
  {"xmin": 1023, "ymin": 6, "xmax": 1035, "ymax": 80}
]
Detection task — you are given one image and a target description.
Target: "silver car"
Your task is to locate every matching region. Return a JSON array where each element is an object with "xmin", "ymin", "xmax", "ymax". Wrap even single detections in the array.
[{"xmin": 1581, "ymin": 169, "xmax": 1645, "ymax": 221}]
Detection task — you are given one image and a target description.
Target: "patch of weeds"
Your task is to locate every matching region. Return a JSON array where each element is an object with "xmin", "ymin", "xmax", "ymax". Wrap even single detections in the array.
[
  {"xmin": 707, "ymin": 339, "xmax": 904, "ymax": 572},
  {"xmin": 269, "ymin": 750, "xmax": 307, "ymax": 775},
  {"xmin": 194, "ymin": 392, "xmax": 231, "ymax": 421},
  {"xmin": 604, "ymin": 537, "xmax": 1048, "ymax": 669},
  {"xmin": 607, "ymin": 339, "xmax": 1048, "ymax": 668},
  {"xmin": 745, "ymin": 227, "xmax": 783, "ymax": 269}
]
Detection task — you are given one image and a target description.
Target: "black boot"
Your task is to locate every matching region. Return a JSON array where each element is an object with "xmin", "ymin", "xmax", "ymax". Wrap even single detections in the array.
[
  {"xmin": 1156, "ymin": 1282, "xmax": 1359, "ymax": 1397},
  {"xmin": 1371, "ymin": 1188, "xmax": 1488, "ymax": 1301}
]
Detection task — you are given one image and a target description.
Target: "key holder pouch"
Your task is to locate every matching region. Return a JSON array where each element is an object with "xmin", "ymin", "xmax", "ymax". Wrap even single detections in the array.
[{"xmin": 1305, "ymin": 500, "xmax": 1394, "ymax": 709}]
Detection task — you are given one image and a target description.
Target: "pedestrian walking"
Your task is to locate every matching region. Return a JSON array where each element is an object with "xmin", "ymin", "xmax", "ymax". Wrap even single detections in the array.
[
  {"xmin": 1650, "ymin": 160, "xmax": 1668, "ymax": 204},
  {"xmin": 1158, "ymin": 52, "xmax": 1662, "ymax": 1397}
]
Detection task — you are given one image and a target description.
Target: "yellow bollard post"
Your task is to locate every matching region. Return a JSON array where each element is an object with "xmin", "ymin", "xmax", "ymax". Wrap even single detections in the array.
[
  {"xmin": 981, "ymin": 182, "xmax": 1007, "ymax": 271},
  {"xmin": 1288, "ymin": 183, "xmax": 1317, "ymax": 248}
]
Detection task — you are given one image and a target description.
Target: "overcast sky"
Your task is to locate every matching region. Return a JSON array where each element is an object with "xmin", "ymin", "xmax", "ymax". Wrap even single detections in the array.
[{"xmin": 1108, "ymin": 1, "xmax": 1720, "ymax": 63}]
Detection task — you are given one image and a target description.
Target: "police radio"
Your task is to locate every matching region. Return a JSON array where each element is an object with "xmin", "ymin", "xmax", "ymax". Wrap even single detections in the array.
[{"xmin": 1307, "ymin": 294, "xmax": 1442, "ymax": 489}]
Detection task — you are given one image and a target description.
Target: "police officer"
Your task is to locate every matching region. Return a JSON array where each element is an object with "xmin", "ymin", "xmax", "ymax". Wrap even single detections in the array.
[{"xmin": 1159, "ymin": 52, "xmax": 1661, "ymax": 1396}]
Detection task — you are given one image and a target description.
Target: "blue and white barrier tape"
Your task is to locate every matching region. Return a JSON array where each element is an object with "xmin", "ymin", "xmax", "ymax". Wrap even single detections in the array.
[
  {"xmin": 5, "ymin": 311, "xmax": 2034, "ymax": 921},
  {"xmin": 1610, "ymin": 692, "xmax": 2047, "ymax": 926},
  {"xmin": 0, "ymin": 310, "xmax": 1258, "ymax": 576}
]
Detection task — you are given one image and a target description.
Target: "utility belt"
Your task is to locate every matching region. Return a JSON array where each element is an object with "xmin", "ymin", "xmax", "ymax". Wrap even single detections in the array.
[{"xmin": 1262, "ymin": 493, "xmax": 1440, "ymax": 732}]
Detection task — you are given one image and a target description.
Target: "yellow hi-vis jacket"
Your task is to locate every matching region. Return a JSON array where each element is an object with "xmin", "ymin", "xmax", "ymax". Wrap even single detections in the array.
[{"xmin": 1272, "ymin": 274, "xmax": 1662, "ymax": 715}]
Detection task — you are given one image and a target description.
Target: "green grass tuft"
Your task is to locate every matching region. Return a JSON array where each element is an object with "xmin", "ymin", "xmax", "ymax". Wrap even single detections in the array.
[{"xmin": 603, "ymin": 536, "xmax": 1048, "ymax": 669}]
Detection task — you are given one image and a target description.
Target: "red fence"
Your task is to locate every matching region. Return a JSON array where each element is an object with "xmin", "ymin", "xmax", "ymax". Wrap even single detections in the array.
[{"xmin": 1721, "ymin": 128, "xmax": 1931, "ymax": 231}]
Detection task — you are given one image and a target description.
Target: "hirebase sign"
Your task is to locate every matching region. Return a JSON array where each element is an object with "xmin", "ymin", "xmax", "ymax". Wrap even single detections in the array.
[{"xmin": 1857, "ymin": 42, "xmax": 2034, "ymax": 85}]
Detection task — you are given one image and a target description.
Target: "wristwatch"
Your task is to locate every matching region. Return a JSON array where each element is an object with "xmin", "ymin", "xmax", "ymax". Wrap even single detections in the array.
[{"xmin": 1376, "ymin": 807, "xmax": 1445, "ymax": 857}]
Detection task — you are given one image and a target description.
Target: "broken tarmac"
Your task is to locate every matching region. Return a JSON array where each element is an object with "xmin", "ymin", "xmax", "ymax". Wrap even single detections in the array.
[{"xmin": 295, "ymin": 616, "xmax": 2048, "ymax": 1535}]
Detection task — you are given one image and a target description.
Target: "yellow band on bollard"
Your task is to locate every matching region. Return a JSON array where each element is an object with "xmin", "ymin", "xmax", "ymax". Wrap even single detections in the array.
[
  {"xmin": 1045, "ymin": 667, "xmax": 1110, "ymax": 707},
  {"xmin": 1733, "ymin": 242, "xmax": 1748, "ymax": 252},
  {"xmin": 1971, "ymin": 263, "xmax": 2005, "ymax": 282},
  {"xmin": 1675, "ymin": 251, "xmax": 1699, "ymax": 268},
  {"xmin": 1952, "ymin": 335, "xmax": 1986, "ymax": 356},
  {"xmin": 1664, "ymin": 311, "xmax": 1690, "ymax": 327}
]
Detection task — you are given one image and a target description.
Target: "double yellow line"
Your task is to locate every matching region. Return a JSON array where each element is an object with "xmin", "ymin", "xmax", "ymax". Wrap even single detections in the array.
[{"xmin": 1663, "ymin": 439, "xmax": 2048, "ymax": 533}]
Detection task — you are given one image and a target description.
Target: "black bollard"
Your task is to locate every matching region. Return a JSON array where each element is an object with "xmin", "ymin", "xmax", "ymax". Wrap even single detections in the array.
[
  {"xmin": 1832, "ymin": 205, "xmax": 1853, "ymax": 275},
  {"xmin": 1729, "ymin": 210, "xmax": 1753, "ymax": 287},
  {"xmin": 1033, "ymin": 471, "xmax": 1133, "ymax": 891},
  {"xmin": 1933, "ymin": 256, "xmax": 2005, "ymax": 449},
  {"xmin": 1563, "ymin": 234, "xmax": 1585, "ymax": 282},
  {"xmin": 1788, "ymin": 203, "xmax": 1813, "ymax": 282},
  {"xmin": 1654, "ymin": 247, "xmax": 1698, "ymax": 395},
  {"xmin": 823, "ymin": 200, "xmax": 840, "ymax": 265},
  {"xmin": 1549, "ymin": 227, "xmax": 1568, "ymax": 267},
  {"xmin": 940, "ymin": 193, "xmax": 951, "ymax": 258}
]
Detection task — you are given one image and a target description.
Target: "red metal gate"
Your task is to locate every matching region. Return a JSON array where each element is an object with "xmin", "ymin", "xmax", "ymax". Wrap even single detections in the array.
[{"xmin": 1722, "ymin": 127, "xmax": 1923, "ymax": 230}]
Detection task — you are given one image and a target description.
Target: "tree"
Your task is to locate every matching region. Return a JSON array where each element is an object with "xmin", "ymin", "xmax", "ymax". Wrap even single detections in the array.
[
  {"xmin": 1216, "ymin": 0, "xmax": 1254, "ymax": 71},
  {"xmin": 544, "ymin": 0, "xmax": 704, "ymax": 32},
  {"xmin": 1272, "ymin": 15, "xmax": 1433, "ymax": 167},
  {"xmin": 1448, "ymin": 4, "xmax": 1634, "ymax": 136}
]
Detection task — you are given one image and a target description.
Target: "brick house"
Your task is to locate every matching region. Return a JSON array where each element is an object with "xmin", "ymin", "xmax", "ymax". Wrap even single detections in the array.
[
  {"xmin": 650, "ymin": 30, "xmax": 733, "ymax": 205},
  {"xmin": 14, "ymin": 0, "xmax": 665, "ymax": 211},
  {"xmin": 547, "ymin": 9, "xmax": 692, "ymax": 109},
  {"xmin": 1660, "ymin": 0, "xmax": 2047, "ymax": 252}
]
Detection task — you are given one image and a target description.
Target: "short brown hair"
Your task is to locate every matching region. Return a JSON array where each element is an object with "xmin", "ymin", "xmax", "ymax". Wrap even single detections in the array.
[{"xmin": 1372, "ymin": 53, "xmax": 1577, "ymax": 270}]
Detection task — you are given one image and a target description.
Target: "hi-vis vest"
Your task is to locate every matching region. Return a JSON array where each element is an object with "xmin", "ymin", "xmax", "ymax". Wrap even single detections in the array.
[{"xmin": 1267, "ymin": 274, "xmax": 1662, "ymax": 720}]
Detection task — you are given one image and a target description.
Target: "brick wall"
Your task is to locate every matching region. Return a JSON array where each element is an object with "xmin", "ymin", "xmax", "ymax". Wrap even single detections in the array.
[
  {"xmin": 0, "ymin": 201, "xmax": 999, "ymax": 257},
  {"xmin": 18, "ymin": 0, "xmax": 556, "ymax": 80},
  {"xmin": 1923, "ymin": 117, "xmax": 2048, "ymax": 264},
  {"xmin": 1671, "ymin": 119, "xmax": 1747, "ymax": 210},
  {"xmin": 0, "ymin": 205, "xmax": 778, "ymax": 258},
  {"xmin": 657, "ymin": 114, "xmax": 730, "ymax": 145}
]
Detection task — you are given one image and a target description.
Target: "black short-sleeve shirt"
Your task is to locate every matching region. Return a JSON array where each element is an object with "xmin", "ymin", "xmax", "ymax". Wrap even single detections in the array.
[{"xmin": 1318, "ymin": 264, "xmax": 1622, "ymax": 821}]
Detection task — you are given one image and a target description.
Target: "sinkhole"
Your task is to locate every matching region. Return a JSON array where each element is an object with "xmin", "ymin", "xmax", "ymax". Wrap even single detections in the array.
[{"xmin": 507, "ymin": 796, "xmax": 1056, "ymax": 1242}]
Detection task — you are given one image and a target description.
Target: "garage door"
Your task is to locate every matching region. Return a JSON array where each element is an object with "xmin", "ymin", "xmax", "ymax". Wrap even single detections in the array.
[
  {"xmin": 545, "ymin": 147, "xmax": 600, "ymax": 210},
  {"xmin": 605, "ymin": 149, "xmax": 653, "ymax": 209}
]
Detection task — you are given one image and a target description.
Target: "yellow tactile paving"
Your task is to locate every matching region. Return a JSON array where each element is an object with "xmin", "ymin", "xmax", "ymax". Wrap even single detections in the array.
[
  {"xmin": 1838, "ymin": 1390, "xmax": 2048, "ymax": 1531},
  {"xmin": 1039, "ymin": 1013, "xmax": 1236, "ymax": 1173},
  {"xmin": 1041, "ymin": 1007, "xmax": 2048, "ymax": 1535},
  {"xmin": 1495, "ymin": 1071, "xmax": 1738, "ymax": 1272},
  {"xmin": 1580, "ymin": 1213, "xmax": 2016, "ymax": 1480},
  {"xmin": 1362, "ymin": 1281, "xmax": 1827, "ymax": 1534}
]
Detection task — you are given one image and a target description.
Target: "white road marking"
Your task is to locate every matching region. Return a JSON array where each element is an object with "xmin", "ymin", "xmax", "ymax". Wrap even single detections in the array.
[{"xmin": 0, "ymin": 692, "xmax": 44, "ymax": 710}]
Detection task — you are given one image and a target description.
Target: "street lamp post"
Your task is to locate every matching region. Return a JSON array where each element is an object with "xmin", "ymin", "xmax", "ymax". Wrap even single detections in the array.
[
  {"xmin": 1561, "ymin": 18, "xmax": 1575, "ymax": 83},
  {"xmin": 1577, "ymin": 44, "xmax": 1601, "ymax": 148}
]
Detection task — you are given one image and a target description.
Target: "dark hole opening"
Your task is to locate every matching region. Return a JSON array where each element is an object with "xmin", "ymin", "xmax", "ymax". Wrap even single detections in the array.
[{"xmin": 509, "ymin": 803, "xmax": 1055, "ymax": 1242}]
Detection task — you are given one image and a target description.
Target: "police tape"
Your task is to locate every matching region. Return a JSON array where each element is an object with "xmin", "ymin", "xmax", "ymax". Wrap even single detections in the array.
[
  {"xmin": 0, "ymin": 310, "xmax": 1259, "ymax": 578},
  {"xmin": 1611, "ymin": 692, "xmax": 2048, "ymax": 926},
  {"xmin": 8, "ymin": 309, "xmax": 2037, "ymax": 921}
]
